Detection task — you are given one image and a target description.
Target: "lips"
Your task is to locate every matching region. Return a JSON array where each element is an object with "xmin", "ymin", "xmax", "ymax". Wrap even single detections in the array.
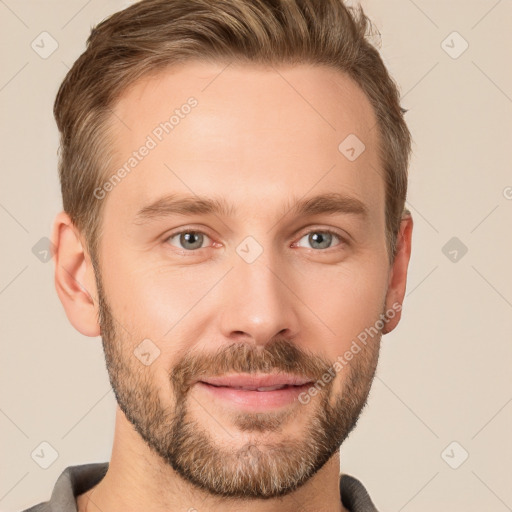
[
  {"xmin": 196, "ymin": 373, "xmax": 315, "ymax": 411},
  {"xmin": 198, "ymin": 373, "xmax": 313, "ymax": 391}
]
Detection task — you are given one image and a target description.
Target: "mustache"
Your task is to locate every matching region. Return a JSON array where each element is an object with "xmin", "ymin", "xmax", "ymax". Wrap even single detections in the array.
[{"xmin": 170, "ymin": 338, "xmax": 333, "ymax": 395}]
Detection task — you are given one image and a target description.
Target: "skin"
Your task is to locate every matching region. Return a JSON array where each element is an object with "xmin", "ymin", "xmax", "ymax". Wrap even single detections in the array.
[{"xmin": 53, "ymin": 61, "xmax": 413, "ymax": 512}]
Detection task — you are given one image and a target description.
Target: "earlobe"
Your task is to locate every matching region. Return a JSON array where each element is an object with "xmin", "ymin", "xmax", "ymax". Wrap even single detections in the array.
[
  {"xmin": 52, "ymin": 211, "xmax": 101, "ymax": 337},
  {"xmin": 382, "ymin": 214, "xmax": 413, "ymax": 335}
]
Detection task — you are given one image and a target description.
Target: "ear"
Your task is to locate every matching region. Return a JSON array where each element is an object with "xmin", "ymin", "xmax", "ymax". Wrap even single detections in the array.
[
  {"xmin": 52, "ymin": 211, "xmax": 100, "ymax": 337},
  {"xmin": 382, "ymin": 214, "xmax": 413, "ymax": 334}
]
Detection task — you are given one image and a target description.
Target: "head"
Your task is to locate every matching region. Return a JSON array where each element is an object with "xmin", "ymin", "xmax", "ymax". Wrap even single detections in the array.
[{"xmin": 53, "ymin": 0, "xmax": 413, "ymax": 501}]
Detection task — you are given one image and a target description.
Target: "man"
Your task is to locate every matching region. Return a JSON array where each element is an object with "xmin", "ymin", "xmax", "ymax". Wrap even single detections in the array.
[{"xmin": 24, "ymin": 0, "xmax": 413, "ymax": 510}]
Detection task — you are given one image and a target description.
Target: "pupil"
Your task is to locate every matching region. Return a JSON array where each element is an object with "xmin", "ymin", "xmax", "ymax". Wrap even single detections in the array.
[
  {"xmin": 310, "ymin": 232, "xmax": 331, "ymax": 249},
  {"xmin": 182, "ymin": 232, "xmax": 202, "ymax": 249}
]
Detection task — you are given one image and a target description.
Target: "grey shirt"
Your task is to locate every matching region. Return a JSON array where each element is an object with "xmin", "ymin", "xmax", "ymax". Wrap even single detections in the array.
[{"xmin": 21, "ymin": 462, "xmax": 379, "ymax": 512}]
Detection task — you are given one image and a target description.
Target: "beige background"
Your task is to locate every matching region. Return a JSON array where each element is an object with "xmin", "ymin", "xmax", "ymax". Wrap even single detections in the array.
[{"xmin": 1, "ymin": 1, "xmax": 511, "ymax": 510}]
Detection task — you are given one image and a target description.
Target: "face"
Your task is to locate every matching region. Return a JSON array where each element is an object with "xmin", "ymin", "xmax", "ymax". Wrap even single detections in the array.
[{"xmin": 92, "ymin": 61, "xmax": 394, "ymax": 499}]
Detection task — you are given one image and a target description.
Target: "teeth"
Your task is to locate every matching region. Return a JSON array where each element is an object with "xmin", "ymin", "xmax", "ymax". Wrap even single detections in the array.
[
  {"xmin": 231, "ymin": 385, "xmax": 288, "ymax": 391},
  {"xmin": 257, "ymin": 385, "xmax": 288, "ymax": 391}
]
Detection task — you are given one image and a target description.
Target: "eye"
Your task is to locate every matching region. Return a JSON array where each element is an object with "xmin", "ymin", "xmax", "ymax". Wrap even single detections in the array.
[
  {"xmin": 166, "ymin": 230, "xmax": 212, "ymax": 251},
  {"xmin": 295, "ymin": 229, "xmax": 344, "ymax": 250}
]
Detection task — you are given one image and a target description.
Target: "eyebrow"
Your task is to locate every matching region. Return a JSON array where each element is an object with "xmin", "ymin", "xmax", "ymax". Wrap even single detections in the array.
[{"xmin": 133, "ymin": 192, "xmax": 369, "ymax": 225}]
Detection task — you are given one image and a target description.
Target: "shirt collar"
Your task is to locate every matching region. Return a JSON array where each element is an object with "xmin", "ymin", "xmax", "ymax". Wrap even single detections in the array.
[{"xmin": 40, "ymin": 463, "xmax": 378, "ymax": 512}]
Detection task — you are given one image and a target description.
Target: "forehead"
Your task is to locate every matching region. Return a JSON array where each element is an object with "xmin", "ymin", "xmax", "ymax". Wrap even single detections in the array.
[{"xmin": 104, "ymin": 61, "xmax": 384, "ymax": 224}]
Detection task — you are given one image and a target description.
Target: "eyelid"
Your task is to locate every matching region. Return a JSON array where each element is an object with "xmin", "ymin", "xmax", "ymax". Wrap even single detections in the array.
[
  {"xmin": 292, "ymin": 227, "xmax": 349, "ymax": 250},
  {"xmin": 163, "ymin": 225, "xmax": 350, "ymax": 253},
  {"xmin": 164, "ymin": 226, "xmax": 216, "ymax": 252}
]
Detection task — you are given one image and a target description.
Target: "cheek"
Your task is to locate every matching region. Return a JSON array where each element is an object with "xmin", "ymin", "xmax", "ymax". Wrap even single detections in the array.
[
  {"xmin": 99, "ymin": 237, "xmax": 192, "ymax": 334},
  {"xmin": 298, "ymin": 258, "xmax": 389, "ymax": 354},
  {"xmin": 116, "ymin": 276, "xmax": 188, "ymax": 336}
]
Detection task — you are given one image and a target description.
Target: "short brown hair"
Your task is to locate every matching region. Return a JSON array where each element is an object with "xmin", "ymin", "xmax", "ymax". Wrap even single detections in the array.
[{"xmin": 54, "ymin": 0, "xmax": 411, "ymax": 265}]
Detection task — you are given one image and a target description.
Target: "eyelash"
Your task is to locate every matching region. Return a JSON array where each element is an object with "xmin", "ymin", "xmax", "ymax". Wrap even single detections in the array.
[{"xmin": 164, "ymin": 227, "xmax": 348, "ymax": 253}]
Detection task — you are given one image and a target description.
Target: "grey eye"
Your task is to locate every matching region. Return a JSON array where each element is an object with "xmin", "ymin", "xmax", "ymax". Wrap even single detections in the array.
[
  {"xmin": 168, "ymin": 231, "xmax": 210, "ymax": 250},
  {"xmin": 296, "ymin": 231, "xmax": 340, "ymax": 250}
]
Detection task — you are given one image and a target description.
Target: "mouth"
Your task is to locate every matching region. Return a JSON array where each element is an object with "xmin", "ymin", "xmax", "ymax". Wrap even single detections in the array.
[
  {"xmin": 195, "ymin": 374, "xmax": 314, "ymax": 410},
  {"xmin": 198, "ymin": 373, "xmax": 314, "ymax": 389},
  {"xmin": 205, "ymin": 383, "xmax": 303, "ymax": 391}
]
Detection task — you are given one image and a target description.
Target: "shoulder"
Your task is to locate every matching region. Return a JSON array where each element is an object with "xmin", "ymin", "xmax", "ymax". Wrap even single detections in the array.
[
  {"xmin": 20, "ymin": 504, "xmax": 50, "ymax": 512},
  {"xmin": 19, "ymin": 462, "xmax": 109, "ymax": 512},
  {"xmin": 339, "ymin": 472, "xmax": 380, "ymax": 512}
]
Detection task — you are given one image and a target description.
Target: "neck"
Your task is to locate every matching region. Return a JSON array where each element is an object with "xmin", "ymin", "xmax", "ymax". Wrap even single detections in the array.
[{"xmin": 77, "ymin": 406, "xmax": 349, "ymax": 512}]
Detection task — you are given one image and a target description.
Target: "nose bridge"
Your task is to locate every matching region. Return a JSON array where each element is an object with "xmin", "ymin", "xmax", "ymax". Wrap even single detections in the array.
[{"xmin": 218, "ymin": 243, "xmax": 298, "ymax": 344}]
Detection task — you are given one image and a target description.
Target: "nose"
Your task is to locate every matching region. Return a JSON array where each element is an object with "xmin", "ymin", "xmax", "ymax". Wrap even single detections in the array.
[{"xmin": 218, "ymin": 249, "xmax": 300, "ymax": 346}]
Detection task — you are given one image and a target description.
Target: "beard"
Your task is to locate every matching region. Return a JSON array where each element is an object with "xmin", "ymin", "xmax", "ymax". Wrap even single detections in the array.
[{"xmin": 93, "ymin": 262, "xmax": 382, "ymax": 500}]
